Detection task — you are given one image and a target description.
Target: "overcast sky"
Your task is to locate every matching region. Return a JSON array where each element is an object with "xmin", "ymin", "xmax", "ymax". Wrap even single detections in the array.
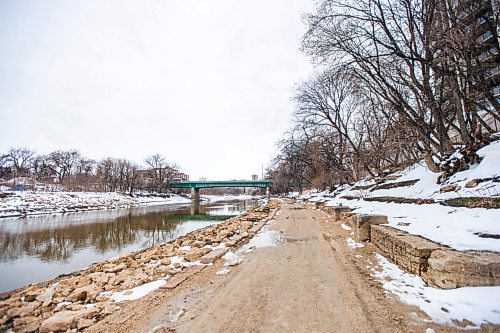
[{"xmin": 0, "ymin": 0, "xmax": 314, "ymax": 180}]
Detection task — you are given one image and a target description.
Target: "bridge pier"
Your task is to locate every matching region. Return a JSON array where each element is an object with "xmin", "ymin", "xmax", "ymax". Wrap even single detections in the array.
[{"xmin": 191, "ymin": 187, "xmax": 200, "ymax": 214}]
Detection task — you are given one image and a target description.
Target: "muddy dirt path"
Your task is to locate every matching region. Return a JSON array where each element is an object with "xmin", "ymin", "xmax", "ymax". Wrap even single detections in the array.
[{"xmin": 87, "ymin": 201, "xmax": 451, "ymax": 333}]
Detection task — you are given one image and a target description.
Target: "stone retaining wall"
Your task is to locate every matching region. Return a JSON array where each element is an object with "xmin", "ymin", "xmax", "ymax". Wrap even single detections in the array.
[
  {"xmin": 370, "ymin": 225, "xmax": 444, "ymax": 277},
  {"xmin": 319, "ymin": 203, "xmax": 500, "ymax": 289},
  {"xmin": 371, "ymin": 225, "xmax": 500, "ymax": 289}
]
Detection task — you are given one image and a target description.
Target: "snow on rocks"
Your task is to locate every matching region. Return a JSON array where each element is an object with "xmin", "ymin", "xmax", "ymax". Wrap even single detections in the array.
[
  {"xmin": 0, "ymin": 200, "xmax": 281, "ymax": 333},
  {"xmin": 222, "ymin": 252, "xmax": 242, "ymax": 266},
  {"xmin": 304, "ymin": 141, "xmax": 500, "ymax": 252},
  {"xmin": 0, "ymin": 191, "xmax": 192, "ymax": 218},
  {"xmin": 334, "ymin": 198, "xmax": 500, "ymax": 252},
  {"xmin": 315, "ymin": 140, "xmax": 500, "ymax": 202},
  {"xmin": 346, "ymin": 237, "xmax": 364, "ymax": 249},
  {"xmin": 101, "ymin": 279, "xmax": 167, "ymax": 302},
  {"xmin": 372, "ymin": 253, "xmax": 500, "ymax": 329}
]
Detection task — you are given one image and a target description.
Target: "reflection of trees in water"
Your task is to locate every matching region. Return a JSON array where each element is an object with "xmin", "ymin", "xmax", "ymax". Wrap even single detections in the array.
[{"xmin": 0, "ymin": 208, "xmax": 191, "ymax": 262}]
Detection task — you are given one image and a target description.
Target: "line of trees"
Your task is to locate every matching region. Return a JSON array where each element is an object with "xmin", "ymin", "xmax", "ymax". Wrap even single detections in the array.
[
  {"xmin": 268, "ymin": 0, "xmax": 499, "ymax": 193},
  {"xmin": 0, "ymin": 147, "xmax": 182, "ymax": 194}
]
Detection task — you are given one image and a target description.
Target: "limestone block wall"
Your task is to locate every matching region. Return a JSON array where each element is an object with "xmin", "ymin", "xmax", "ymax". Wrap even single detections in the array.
[
  {"xmin": 370, "ymin": 225, "xmax": 443, "ymax": 277},
  {"xmin": 426, "ymin": 250, "xmax": 500, "ymax": 289},
  {"xmin": 318, "ymin": 203, "xmax": 500, "ymax": 289},
  {"xmin": 371, "ymin": 225, "xmax": 500, "ymax": 289}
]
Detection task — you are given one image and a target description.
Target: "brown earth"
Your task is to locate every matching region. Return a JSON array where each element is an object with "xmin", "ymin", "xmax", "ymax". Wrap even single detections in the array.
[{"xmin": 84, "ymin": 200, "xmax": 467, "ymax": 333}]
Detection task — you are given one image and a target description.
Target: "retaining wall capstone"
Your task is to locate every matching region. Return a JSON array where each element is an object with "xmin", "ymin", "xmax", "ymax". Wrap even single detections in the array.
[
  {"xmin": 352, "ymin": 214, "xmax": 387, "ymax": 242},
  {"xmin": 426, "ymin": 249, "xmax": 500, "ymax": 289}
]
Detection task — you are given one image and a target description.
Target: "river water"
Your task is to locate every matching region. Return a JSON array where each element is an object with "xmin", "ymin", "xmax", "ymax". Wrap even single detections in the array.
[{"xmin": 0, "ymin": 199, "xmax": 258, "ymax": 293}]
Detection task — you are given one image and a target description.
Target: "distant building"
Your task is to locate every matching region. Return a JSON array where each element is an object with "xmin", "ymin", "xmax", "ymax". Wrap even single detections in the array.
[
  {"xmin": 136, "ymin": 167, "xmax": 189, "ymax": 185},
  {"xmin": 169, "ymin": 168, "xmax": 189, "ymax": 182},
  {"xmin": 458, "ymin": 0, "xmax": 499, "ymax": 132},
  {"xmin": 252, "ymin": 174, "xmax": 258, "ymax": 181},
  {"xmin": 434, "ymin": 0, "xmax": 500, "ymax": 142}
]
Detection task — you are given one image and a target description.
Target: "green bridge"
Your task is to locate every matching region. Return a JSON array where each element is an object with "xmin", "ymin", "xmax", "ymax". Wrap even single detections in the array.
[
  {"xmin": 169, "ymin": 180, "xmax": 272, "ymax": 189},
  {"xmin": 169, "ymin": 180, "xmax": 273, "ymax": 205}
]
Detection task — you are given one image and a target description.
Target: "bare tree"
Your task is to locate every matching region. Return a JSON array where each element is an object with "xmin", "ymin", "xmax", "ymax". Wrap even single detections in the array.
[
  {"xmin": 46, "ymin": 150, "xmax": 81, "ymax": 183},
  {"xmin": 301, "ymin": 0, "xmax": 498, "ymax": 170},
  {"xmin": 96, "ymin": 158, "xmax": 115, "ymax": 192},
  {"xmin": 294, "ymin": 67, "xmax": 379, "ymax": 177},
  {"xmin": 31, "ymin": 155, "xmax": 52, "ymax": 182},
  {"xmin": 76, "ymin": 158, "xmax": 95, "ymax": 176},
  {"xmin": 0, "ymin": 154, "xmax": 10, "ymax": 179},
  {"xmin": 121, "ymin": 160, "xmax": 140, "ymax": 195},
  {"xmin": 145, "ymin": 154, "xmax": 170, "ymax": 192},
  {"xmin": 8, "ymin": 147, "xmax": 35, "ymax": 177},
  {"xmin": 96, "ymin": 158, "xmax": 140, "ymax": 194}
]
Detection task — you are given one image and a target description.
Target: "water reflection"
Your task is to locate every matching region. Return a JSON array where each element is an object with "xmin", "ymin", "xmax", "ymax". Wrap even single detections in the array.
[
  {"xmin": 0, "ymin": 200, "xmax": 258, "ymax": 292},
  {"xmin": 0, "ymin": 206, "xmax": 189, "ymax": 263}
]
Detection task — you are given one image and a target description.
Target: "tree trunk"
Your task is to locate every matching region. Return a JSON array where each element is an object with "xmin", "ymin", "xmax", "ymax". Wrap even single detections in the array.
[{"xmin": 423, "ymin": 152, "xmax": 440, "ymax": 173}]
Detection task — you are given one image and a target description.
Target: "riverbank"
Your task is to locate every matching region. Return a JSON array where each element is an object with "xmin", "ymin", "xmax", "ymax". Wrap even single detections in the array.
[
  {"xmin": 0, "ymin": 192, "xmax": 265, "ymax": 219},
  {"xmin": 0, "ymin": 200, "xmax": 280, "ymax": 332},
  {"xmin": 0, "ymin": 192, "xmax": 193, "ymax": 219},
  {"xmin": 85, "ymin": 200, "xmax": 472, "ymax": 332}
]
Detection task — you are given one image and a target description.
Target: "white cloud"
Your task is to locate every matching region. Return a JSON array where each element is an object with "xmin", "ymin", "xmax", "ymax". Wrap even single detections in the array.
[{"xmin": 0, "ymin": 0, "xmax": 313, "ymax": 180}]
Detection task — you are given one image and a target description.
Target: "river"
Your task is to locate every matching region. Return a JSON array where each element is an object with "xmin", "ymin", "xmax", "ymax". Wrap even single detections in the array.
[{"xmin": 0, "ymin": 199, "xmax": 259, "ymax": 293}]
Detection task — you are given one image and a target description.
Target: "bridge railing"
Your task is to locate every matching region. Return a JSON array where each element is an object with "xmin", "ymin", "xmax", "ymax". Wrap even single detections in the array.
[{"xmin": 169, "ymin": 180, "xmax": 272, "ymax": 189}]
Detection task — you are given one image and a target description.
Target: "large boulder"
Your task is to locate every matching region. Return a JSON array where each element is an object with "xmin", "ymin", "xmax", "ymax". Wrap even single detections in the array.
[
  {"xmin": 55, "ymin": 277, "xmax": 80, "ymax": 297},
  {"xmin": 6, "ymin": 303, "xmax": 38, "ymax": 318},
  {"xmin": 109, "ymin": 268, "xmax": 136, "ymax": 286},
  {"xmin": 67, "ymin": 284, "xmax": 101, "ymax": 302},
  {"xmin": 36, "ymin": 286, "xmax": 56, "ymax": 307},
  {"xmin": 88, "ymin": 272, "xmax": 113, "ymax": 287},
  {"xmin": 39, "ymin": 308, "xmax": 98, "ymax": 332},
  {"xmin": 183, "ymin": 248, "xmax": 211, "ymax": 262},
  {"xmin": 13, "ymin": 316, "xmax": 42, "ymax": 333},
  {"xmin": 103, "ymin": 263, "xmax": 127, "ymax": 273},
  {"xmin": 200, "ymin": 248, "xmax": 227, "ymax": 264},
  {"xmin": 121, "ymin": 270, "xmax": 149, "ymax": 289}
]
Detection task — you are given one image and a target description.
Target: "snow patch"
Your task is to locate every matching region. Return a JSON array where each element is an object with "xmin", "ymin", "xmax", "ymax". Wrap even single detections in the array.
[
  {"xmin": 341, "ymin": 223, "xmax": 352, "ymax": 231},
  {"xmin": 245, "ymin": 217, "xmax": 282, "ymax": 249},
  {"xmin": 248, "ymin": 229, "xmax": 282, "ymax": 248},
  {"xmin": 450, "ymin": 140, "xmax": 500, "ymax": 182},
  {"xmin": 55, "ymin": 301, "xmax": 72, "ymax": 309},
  {"xmin": 222, "ymin": 251, "xmax": 242, "ymax": 266},
  {"xmin": 102, "ymin": 279, "xmax": 166, "ymax": 302},
  {"xmin": 216, "ymin": 268, "xmax": 231, "ymax": 276},
  {"xmin": 346, "ymin": 237, "xmax": 364, "ymax": 249}
]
